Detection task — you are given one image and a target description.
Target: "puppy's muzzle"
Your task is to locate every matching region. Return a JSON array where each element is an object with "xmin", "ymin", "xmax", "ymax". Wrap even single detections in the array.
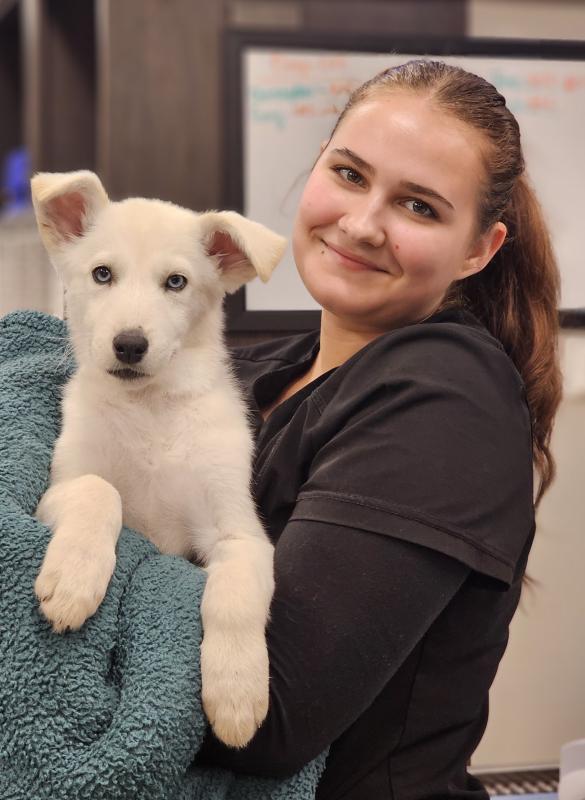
[{"xmin": 113, "ymin": 329, "xmax": 149, "ymax": 365}]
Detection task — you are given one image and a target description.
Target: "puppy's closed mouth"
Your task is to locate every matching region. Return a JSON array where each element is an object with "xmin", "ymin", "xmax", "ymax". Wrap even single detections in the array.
[{"xmin": 107, "ymin": 368, "xmax": 149, "ymax": 381}]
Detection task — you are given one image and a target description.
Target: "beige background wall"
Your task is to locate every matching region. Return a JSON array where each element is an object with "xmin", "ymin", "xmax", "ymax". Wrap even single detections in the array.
[{"xmin": 469, "ymin": 0, "xmax": 585, "ymax": 41}]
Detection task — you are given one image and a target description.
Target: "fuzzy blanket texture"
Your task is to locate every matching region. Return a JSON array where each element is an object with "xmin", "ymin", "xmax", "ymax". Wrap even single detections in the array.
[{"xmin": 0, "ymin": 310, "xmax": 326, "ymax": 800}]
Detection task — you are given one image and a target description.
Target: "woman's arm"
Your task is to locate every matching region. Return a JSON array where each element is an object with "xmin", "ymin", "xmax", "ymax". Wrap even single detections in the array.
[{"xmin": 197, "ymin": 518, "xmax": 469, "ymax": 777}]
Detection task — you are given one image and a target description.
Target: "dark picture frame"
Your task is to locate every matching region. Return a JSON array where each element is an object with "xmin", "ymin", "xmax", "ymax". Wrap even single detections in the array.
[{"xmin": 222, "ymin": 29, "xmax": 585, "ymax": 331}]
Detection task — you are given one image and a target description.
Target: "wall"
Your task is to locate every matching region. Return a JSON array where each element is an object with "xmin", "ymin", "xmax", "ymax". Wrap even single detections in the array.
[
  {"xmin": 469, "ymin": 0, "xmax": 585, "ymax": 40},
  {"xmin": 472, "ymin": 341, "xmax": 585, "ymax": 769}
]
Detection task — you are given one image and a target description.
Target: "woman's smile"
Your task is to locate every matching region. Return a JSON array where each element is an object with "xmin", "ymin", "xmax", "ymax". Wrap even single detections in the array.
[{"xmin": 321, "ymin": 239, "xmax": 387, "ymax": 273}]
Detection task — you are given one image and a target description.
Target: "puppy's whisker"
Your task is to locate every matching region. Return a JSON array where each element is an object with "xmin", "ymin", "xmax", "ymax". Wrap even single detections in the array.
[
  {"xmin": 48, "ymin": 329, "xmax": 92, "ymax": 371},
  {"xmin": 39, "ymin": 333, "xmax": 77, "ymax": 369}
]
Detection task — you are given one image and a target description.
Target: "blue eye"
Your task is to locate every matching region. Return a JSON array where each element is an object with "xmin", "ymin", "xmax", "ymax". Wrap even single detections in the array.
[
  {"xmin": 92, "ymin": 266, "xmax": 112, "ymax": 284},
  {"xmin": 166, "ymin": 274, "xmax": 187, "ymax": 291},
  {"xmin": 404, "ymin": 199, "xmax": 436, "ymax": 219}
]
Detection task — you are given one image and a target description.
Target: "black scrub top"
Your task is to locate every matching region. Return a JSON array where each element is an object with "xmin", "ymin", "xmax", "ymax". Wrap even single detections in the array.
[{"xmin": 198, "ymin": 306, "xmax": 535, "ymax": 800}]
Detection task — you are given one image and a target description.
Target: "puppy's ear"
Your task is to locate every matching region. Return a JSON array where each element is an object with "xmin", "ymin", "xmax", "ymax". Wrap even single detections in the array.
[
  {"xmin": 198, "ymin": 211, "xmax": 286, "ymax": 294},
  {"xmin": 30, "ymin": 170, "xmax": 109, "ymax": 254}
]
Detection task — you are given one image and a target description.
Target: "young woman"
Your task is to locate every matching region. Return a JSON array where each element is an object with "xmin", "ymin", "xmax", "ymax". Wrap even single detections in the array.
[{"xmin": 197, "ymin": 60, "xmax": 562, "ymax": 799}]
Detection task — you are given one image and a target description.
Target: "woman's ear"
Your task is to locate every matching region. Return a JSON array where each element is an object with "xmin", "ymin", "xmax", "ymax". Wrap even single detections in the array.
[
  {"xmin": 460, "ymin": 221, "xmax": 507, "ymax": 279},
  {"xmin": 31, "ymin": 170, "xmax": 109, "ymax": 255},
  {"xmin": 198, "ymin": 211, "xmax": 287, "ymax": 294}
]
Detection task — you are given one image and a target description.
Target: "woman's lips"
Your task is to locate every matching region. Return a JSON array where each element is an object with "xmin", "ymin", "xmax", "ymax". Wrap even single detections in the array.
[{"xmin": 323, "ymin": 240, "xmax": 386, "ymax": 272}]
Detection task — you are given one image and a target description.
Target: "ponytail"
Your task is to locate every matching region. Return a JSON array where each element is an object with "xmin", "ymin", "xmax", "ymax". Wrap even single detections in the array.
[{"xmin": 459, "ymin": 175, "xmax": 562, "ymax": 504}]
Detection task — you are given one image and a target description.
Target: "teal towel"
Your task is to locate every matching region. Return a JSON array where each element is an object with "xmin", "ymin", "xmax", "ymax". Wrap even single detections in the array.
[{"xmin": 0, "ymin": 310, "xmax": 326, "ymax": 800}]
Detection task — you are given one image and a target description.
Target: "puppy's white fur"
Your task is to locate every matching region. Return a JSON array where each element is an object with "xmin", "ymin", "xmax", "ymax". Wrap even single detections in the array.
[{"xmin": 31, "ymin": 171, "xmax": 286, "ymax": 748}]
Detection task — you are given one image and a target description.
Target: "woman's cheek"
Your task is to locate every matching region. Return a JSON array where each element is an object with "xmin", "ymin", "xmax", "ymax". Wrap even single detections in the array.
[
  {"xmin": 302, "ymin": 172, "xmax": 346, "ymax": 229},
  {"xmin": 387, "ymin": 227, "xmax": 424, "ymax": 272},
  {"xmin": 391, "ymin": 221, "xmax": 442, "ymax": 275}
]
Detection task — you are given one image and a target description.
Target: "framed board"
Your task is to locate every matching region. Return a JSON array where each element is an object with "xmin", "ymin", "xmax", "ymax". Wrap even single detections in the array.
[{"xmin": 223, "ymin": 30, "xmax": 585, "ymax": 331}]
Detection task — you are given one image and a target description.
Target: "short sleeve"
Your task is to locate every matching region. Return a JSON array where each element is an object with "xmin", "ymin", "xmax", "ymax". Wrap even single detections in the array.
[{"xmin": 290, "ymin": 323, "xmax": 535, "ymax": 586}]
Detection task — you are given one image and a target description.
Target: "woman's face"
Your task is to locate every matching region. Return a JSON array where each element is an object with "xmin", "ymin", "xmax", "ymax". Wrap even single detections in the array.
[{"xmin": 292, "ymin": 92, "xmax": 506, "ymax": 333}]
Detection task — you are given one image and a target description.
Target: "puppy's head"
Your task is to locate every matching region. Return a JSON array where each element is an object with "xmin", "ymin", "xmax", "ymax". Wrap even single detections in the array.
[{"xmin": 31, "ymin": 171, "xmax": 286, "ymax": 387}]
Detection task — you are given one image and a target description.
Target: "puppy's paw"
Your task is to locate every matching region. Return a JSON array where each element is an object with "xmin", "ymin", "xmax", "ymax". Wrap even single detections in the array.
[
  {"xmin": 35, "ymin": 530, "xmax": 116, "ymax": 633},
  {"xmin": 201, "ymin": 629, "xmax": 269, "ymax": 748}
]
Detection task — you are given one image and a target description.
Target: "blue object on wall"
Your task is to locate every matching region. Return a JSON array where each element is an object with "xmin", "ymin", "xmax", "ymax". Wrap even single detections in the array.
[{"xmin": 1, "ymin": 147, "xmax": 32, "ymax": 215}]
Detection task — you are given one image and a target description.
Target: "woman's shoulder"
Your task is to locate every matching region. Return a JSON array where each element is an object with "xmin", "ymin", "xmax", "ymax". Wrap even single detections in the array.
[
  {"xmin": 343, "ymin": 306, "xmax": 521, "ymax": 388},
  {"xmin": 229, "ymin": 330, "xmax": 320, "ymax": 397},
  {"xmin": 230, "ymin": 330, "xmax": 319, "ymax": 371},
  {"xmin": 364, "ymin": 305, "xmax": 505, "ymax": 359},
  {"xmin": 230, "ymin": 330, "xmax": 319, "ymax": 367},
  {"xmin": 313, "ymin": 306, "xmax": 527, "ymax": 424}
]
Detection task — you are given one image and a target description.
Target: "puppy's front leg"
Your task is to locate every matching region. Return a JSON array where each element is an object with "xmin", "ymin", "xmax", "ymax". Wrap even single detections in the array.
[
  {"xmin": 35, "ymin": 475, "xmax": 122, "ymax": 633},
  {"xmin": 200, "ymin": 519, "xmax": 274, "ymax": 749}
]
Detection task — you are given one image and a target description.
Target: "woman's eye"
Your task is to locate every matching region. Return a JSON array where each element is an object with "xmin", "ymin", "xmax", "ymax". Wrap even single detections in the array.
[
  {"xmin": 166, "ymin": 274, "xmax": 188, "ymax": 291},
  {"xmin": 334, "ymin": 166, "xmax": 365, "ymax": 186},
  {"xmin": 404, "ymin": 199, "xmax": 436, "ymax": 219},
  {"xmin": 92, "ymin": 266, "xmax": 112, "ymax": 284}
]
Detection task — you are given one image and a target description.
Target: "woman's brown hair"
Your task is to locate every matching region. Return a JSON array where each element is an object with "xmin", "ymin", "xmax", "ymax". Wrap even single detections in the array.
[{"xmin": 330, "ymin": 60, "xmax": 562, "ymax": 505}]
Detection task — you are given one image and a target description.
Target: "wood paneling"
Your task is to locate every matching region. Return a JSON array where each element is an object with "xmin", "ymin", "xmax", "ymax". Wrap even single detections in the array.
[
  {"xmin": 22, "ymin": 0, "xmax": 95, "ymax": 173},
  {"xmin": 304, "ymin": 0, "xmax": 466, "ymax": 35},
  {"xmin": 228, "ymin": 0, "xmax": 302, "ymax": 29},
  {"xmin": 0, "ymin": 3, "xmax": 21, "ymax": 176},
  {"xmin": 97, "ymin": 0, "xmax": 224, "ymax": 210},
  {"xmin": 228, "ymin": 0, "xmax": 466, "ymax": 35}
]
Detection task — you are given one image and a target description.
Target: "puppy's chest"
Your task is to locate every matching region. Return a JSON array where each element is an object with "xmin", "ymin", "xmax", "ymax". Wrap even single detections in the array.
[
  {"xmin": 97, "ymin": 405, "xmax": 208, "ymax": 554},
  {"xmin": 119, "ymin": 419, "xmax": 185, "ymax": 468},
  {"xmin": 106, "ymin": 409, "xmax": 188, "ymax": 472}
]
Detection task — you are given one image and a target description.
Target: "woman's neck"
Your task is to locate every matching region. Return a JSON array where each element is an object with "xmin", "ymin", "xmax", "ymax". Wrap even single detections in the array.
[
  {"xmin": 311, "ymin": 311, "xmax": 384, "ymax": 379},
  {"xmin": 260, "ymin": 313, "xmax": 383, "ymax": 421}
]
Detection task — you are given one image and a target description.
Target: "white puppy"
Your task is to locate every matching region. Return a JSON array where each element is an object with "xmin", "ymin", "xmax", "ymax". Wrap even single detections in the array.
[{"xmin": 30, "ymin": 171, "xmax": 286, "ymax": 748}]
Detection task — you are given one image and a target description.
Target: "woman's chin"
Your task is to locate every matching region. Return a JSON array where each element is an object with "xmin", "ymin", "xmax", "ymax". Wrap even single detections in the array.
[
  {"xmin": 301, "ymin": 269, "xmax": 382, "ymax": 320},
  {"xmin": 312, "ymin": 289, "xmax": 391, "ymax": 330}
]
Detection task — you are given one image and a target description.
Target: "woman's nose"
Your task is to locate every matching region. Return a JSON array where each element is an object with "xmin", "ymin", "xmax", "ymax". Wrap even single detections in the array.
[{"xmin": 338, "ymin": 203, "xmax": 386, "ymax": 248}]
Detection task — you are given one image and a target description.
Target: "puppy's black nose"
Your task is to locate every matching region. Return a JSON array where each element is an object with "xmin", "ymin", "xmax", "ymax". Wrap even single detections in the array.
[{"xmin": 113, "ymin": 330, "xmax": 149, "ymax": 364}]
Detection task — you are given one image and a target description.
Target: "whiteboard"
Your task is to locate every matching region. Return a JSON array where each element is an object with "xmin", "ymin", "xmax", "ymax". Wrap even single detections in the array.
[{"xmin": 239, "ymin": 46, "xmax": 585, "ymax": 314}]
